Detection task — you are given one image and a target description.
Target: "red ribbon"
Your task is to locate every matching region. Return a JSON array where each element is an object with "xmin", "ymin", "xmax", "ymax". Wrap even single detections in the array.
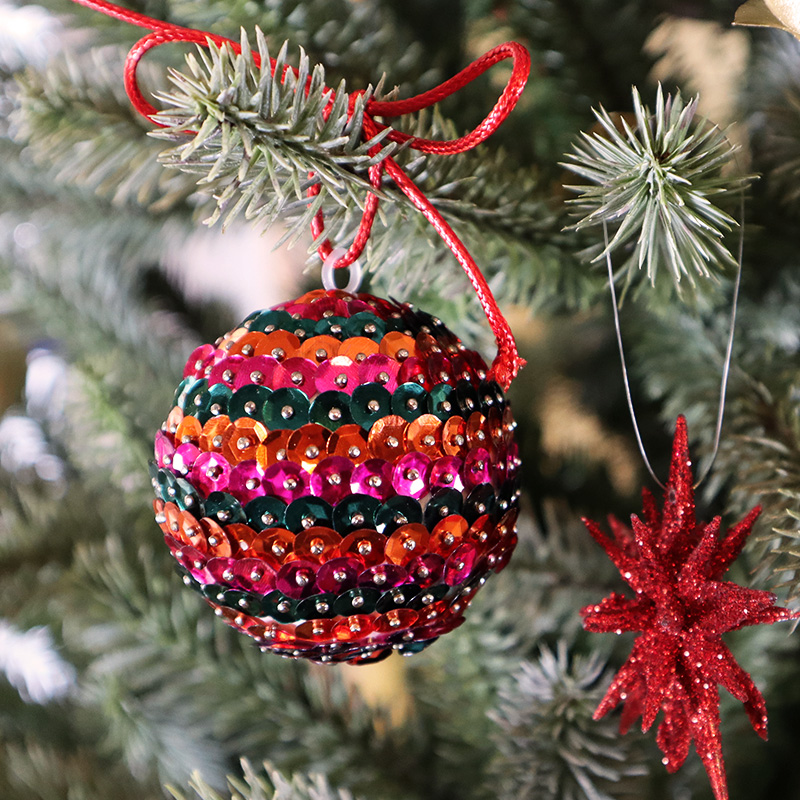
[{"xmin": 68, "ymin": 0, "xmax": 529, "ymax": 389}]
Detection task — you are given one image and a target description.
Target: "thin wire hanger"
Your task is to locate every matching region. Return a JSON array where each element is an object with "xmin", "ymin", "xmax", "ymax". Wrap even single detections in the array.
[{"xmin": 602, "ymin": 191, "xmax": 745, "ymax": 490}]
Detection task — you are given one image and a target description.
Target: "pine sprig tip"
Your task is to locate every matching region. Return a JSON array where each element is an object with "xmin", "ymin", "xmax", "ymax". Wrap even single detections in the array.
[{"xmin": 563, "ymin": 85, "xmax": 747, "ymax": 295}]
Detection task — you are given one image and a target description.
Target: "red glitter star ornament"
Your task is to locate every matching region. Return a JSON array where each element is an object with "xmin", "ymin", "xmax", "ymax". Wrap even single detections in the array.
[{"xmin": 581, "ymin": 415, "xmax": 797, "ymax": 800}]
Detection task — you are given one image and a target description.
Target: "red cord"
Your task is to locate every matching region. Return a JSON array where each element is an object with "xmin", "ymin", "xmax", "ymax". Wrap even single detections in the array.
[{"xmin": 68, "ymin": 0, "xmax": 529, "ymax": 388}]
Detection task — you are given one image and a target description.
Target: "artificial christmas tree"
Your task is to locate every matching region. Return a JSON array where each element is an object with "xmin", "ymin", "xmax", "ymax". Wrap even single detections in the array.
[{"xmin": 3, "ymin": 1, "xmax": 800, "ymax": 800}]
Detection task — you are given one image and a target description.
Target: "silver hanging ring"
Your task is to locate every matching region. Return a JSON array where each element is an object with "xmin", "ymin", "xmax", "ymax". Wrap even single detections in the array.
[{"xmin": 321, "ymin": 247, "xmax": 363, "ymax": 293}]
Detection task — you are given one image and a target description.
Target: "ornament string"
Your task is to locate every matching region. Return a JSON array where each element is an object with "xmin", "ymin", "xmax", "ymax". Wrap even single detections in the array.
[
  {"xmin": 602, "ymin": 192, "xmax": 745, "ymax": 490},
  {"xmin": 66, "ymin": 0, "xmax": 530, "ymax": 390}
]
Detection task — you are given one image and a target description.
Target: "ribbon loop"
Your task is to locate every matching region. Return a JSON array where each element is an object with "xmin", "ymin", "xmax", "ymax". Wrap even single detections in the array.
[{"xmin": 68, "ymin": 0, "xmax": 529, "ymax": 389}]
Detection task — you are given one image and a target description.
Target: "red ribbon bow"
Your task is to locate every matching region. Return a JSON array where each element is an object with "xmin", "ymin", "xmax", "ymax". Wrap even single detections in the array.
[{"xmin": 69, "ymin": 0, "xmax": 530, "ymax": 389}]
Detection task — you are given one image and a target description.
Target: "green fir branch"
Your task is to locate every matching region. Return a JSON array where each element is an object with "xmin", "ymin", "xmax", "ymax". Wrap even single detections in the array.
[
  {"xmin": 15, "ymin": 47, "xmax": 198, "ymax": 213},
  {"xmin": 487, "ymin": 641, "xmax": 648, "ymax": 800},
  {"xmin": 563, "ymin": 85, "xmax": 744, "ymax": 295},
  {"xmin": 154, "ymin": 31, "xmax": 396, "ymax": 242},
  {"xmin": 163, "ymin": 0, "xmax": 446, "ymax": 92},
  {"xmin": 170, "ymin": 759, "xmax": 362, "ymax": 800},
  {"xmin": 630, "ymin": 279, "xmax": 800, "ymax": 600},
  {"xmin": 324, "ymin": 110, "xmax": 594, "ymax": 315}
]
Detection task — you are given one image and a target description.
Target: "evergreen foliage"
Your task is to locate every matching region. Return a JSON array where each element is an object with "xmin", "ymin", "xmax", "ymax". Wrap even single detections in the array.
[{"xmin": 2, "ymin": 1, "xmax": 800, "ymax": 800}]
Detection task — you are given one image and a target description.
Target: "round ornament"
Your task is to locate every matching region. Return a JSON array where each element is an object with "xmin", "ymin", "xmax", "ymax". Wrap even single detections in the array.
[{"xmin": 151, "ymin": 289, "xmax": 521, "ymax": 664}]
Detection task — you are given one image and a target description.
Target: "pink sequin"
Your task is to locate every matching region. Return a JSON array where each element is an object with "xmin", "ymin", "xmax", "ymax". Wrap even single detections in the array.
[
  {"xmin": 464, "ymin": 447, "xmax": 492, "ymax": 488},
  {"xmin": 407, "ymin": 553, "xmax": 445, "ymax": 587},
  {"xmin": 183, "ymin": 344, "xmax": 216, "ymax": 379},
  {"xmin": 273, "ymin": 357, "xmax": 318, "ymax": 395},
  {"xmin": 276, "ymin": 559, "xmax": 318, "ymax": 599},
  {"xmin": 209, "ymin": 355, "xmax": 245, "ymax": 389},
  {"xmin": 351, "ymin": 459, "xmax": 396, "ymax": 501},
  {"xmin": 314, "ymin": 357, "xmax": 360, "ymax": 395},
  {"xmin": 392, "ymin": 452, "xmax": 432, "ymax": 499},
  {"xmin": 358, "ymin": 354, "xmax": 399, "ymax": 392},
  {"xmin": 190, "ymin": 451, "xmax": 232, "ymax": 495},
  {"xmin": 430, "ymin": 456, "xmax": 465, "ymax": 492},
  {"xmin": 172, "ymin": 443, "xmax": 200, "ymax": 475},
  {"xmin": 206, "ymin": 556, "xmax": 238, "ymax": 586},
  {"xmin": 357, "ymin": 563, "xmax": 408, "ymax": 589},
  {"xmin": 233, "ymin": 355, "xmax": 280, "ymax": 389},
  {"xmin": 154, "ymin": 430, "xmax": 175, "ymax": 468},
  {"xmin": 233, "ymin": 558, "xmax": 277, "ymax": 594},
  {"xmin": 316, "ymin": 556, "xmax": 362, "ymax": 593},
  {"xmin": 309, "ymin": 456, "xmax": 355, "ymax": 504},
  {"xmin": 262, "ymin": 461, "xmax": 310, "ymax": 503},
  {"xmin": 444, "ymin": 541, "xmax": 479, "ymax": 586},
  {"xmin": 229, "ymin": 460, "xmax": 267, "ymax": 504}
]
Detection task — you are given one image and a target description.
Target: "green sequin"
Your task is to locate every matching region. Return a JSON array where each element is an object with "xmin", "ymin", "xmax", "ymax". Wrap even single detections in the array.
[
  {"xmin": 332, "ymin": 587, "xmax": 381, "ymax": 616},
  {"xmin": 264, "ymin": 387, "xmax": 310, "ymax": 430},
  {"xmin": 391, "ymin": 382, "xmax": 428, "ymax": 422},
  {"xmin": 204, "ymin": 491, "xmax": 247, "ymax": 525},
  {"xmin": 351, "ymin": 383, "xmax": 392, "ymax": 428},
  {"xmin": 244, "ymin": 496, "xmax": 287, "ymax": 531},
  {"xmin": 309, "ymin": 391, "xmax": 354, "ymax": 429},
  {"xmin": 344, "ymin": 312, "xmax": 386, "ymax": 341},
  {"xmin": 229, "ymin": 384, "xmax": 271, "ymax": 421},
  {"xmin": 285, "ymin": 497, "xmax": 333, "ymax": 532}
]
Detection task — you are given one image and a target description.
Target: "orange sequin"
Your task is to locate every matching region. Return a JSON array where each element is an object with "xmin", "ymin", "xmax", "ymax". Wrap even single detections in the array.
[
  {"xmin": 441, "ymin": 416, "xmax": 468, "ymax": 457},
  {"xmin": 338, "ymin": 529, "xmax": 387, "ymax": 568},
  {"xmin": 294, "ymin": 527, "xmax": 342, "ymax": 563},
  {"xmin": 338, "ymin": 336, "xmax": 380, "ymax": 363},
  {"xmin": 200, "ymin": 415, "xmax": 232, "ymax": 453},
  {"xmin": 200, "ymin": 518, "xmax": 235, "ymax": 557},
  {"xmin": 218, "ymin": 326, "xmax": 249, "ymax": 352},
  {"xmin": 287, "ymin": 424, "xmax": 331, "ymax": 469},
  {"xmin": 405, "ymin": 414, "xmax": 443, "ymax": 458},
  {"xmin": 295, "ymin": 618, "xmax": 336, "ymax": 642},
  {"xmin": 251, "ymin": 528, "xmax": 296, "ymax": 566},
  {"xmin": 466, "ymin": 412, "xmax": 489, "ymax": 449},
  {"xmin": 367, "ymin": 415, "xmax": 408, "ymax": 462},
  {"xmin": 298, "ymin": 335, "xmax": 341, "ymax": 363},
  {"xmin": 429, "ymin": 515, "xmax": 468, "ymax": 556},
  {"xmin": 380, "ymin": 331, "xmax": 417, "ymax": 360},
  {"xmin": 256, "ymin": 429, "xmax": 292, "ymax": 467},
  {"xmin": 385, "ymin": 523, "xmax": 430, "ymax": 566},
  {"xmin": 326, "ymin": 424, "xmax": 369, "ymax": 464},
  {"xmin": 228, "ymin": 331, "xmax": 269, "ymax": 357},
  {"xmin": 222, "ymin": 417, "xmax": 268, "ymax": 463},
  {"xmin": 224, "ymin": 522, "xmax": 259, "ymax": 555},
  {"xmin": 256, "ymin": 330, "xmax": 301, "ymax": 361},
  {"xmin": 175, "ymin": 415, "xmax": 203, "ymax": 445}
]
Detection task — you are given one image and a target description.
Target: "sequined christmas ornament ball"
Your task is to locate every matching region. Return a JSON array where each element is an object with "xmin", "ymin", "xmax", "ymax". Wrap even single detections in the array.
[{"xmin": 151, "ymin": 289, "xmax": 520, "ymax": 664}]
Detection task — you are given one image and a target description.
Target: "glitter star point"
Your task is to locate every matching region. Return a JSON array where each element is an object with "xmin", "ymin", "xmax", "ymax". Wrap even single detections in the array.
[{"xmin": 581, "ymin": 415, "xmax": 797, "ymax": 800}]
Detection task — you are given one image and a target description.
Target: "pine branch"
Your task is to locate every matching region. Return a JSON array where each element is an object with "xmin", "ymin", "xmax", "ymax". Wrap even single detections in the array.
[
  {"xmin": 163, "ymin": 0, "xmax": 449, "ymax": 92},
  {"xmin": 747, "ymin": 35, "xmax": 800, "ymax": 220},
  {"xmin": 64, "ymin": 529, "xmax": 433, "ymax": 800},
  {"xmin": 155, "ymin": 34, "xmax": 592, "ymax": 316},
  {"xmin": 0, "ymin": 739, "xmax": 160, "ymax": 800},
  {"xmin": 154, "ymin": 31, "xmax": 396, "ymax": 242},
  {"xmin": 170, "ymin": 759, "xmax": 362, "ymax": 800},
  {"xmin": 487, "ymin": 642, "xmax": 648, "ymax": 800},
  {"xmin": 629, "ymin": 279, "xmax": 800, "ymax": 599},
  {"xmin": 324, "ymin": 111, "xmax": 595, "ymax": 314},
  {"xmin": 563, "ymin": 85, "xmax": 744, "ymax": 296},
  {"xmin": 15, "ymin": 46, "xmax": 198, "ymax": 213}
]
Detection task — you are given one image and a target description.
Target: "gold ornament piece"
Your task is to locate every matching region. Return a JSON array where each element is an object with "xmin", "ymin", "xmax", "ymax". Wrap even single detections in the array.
[{"xmin": 734, "ymin": 0, "xmax": 800, "ymax": 39}]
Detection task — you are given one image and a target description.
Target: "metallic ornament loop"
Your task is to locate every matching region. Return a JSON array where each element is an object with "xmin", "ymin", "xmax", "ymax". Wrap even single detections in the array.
[{"xmin": 322, "ymin": 248, "xmax": 363, "ymax": 293}]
